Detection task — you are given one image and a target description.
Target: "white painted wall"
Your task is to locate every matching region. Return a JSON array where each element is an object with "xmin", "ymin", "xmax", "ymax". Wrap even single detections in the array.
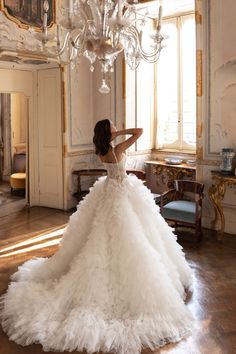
[{"xmin": 198, "ymin": 0, "xmax": 236, "ymax": 234}]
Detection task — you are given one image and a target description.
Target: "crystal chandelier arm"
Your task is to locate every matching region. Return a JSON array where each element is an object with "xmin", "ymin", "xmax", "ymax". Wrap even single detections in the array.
[
  {"xmin": 78, "ymin": 1, "xmax": 91, "ymax": 22},
  {"xmin": 57, "ymin": 32, "xmax": 71, "ymax": 56},
  {"xmin": 57, "ymin": 23, "xmax": 90, "ymax": 57},
  {"xmin": 126, "ymin": 25, "xmax": 163, "ymax": 60},
  {"xmin": 126, "ymin": 9, "xmax": 158, "ymax": 22},
  {"xmin": 110, "ymin": 3, "xmax": 118, "ymax": 20},
  {"xmin": 71, "ymin": 22, "xmax": 93, "ymax": 51},
  {"xmin": 71, "ymin": 32, "xmax": 83, "ymax": 50},
  {"xmin": 140, "ymin": 51, "xmax": 162, "ymax": 63},
  {"xmin": 101, "ymin": 2, "xmax": 108, "ymax": 37},
  {"xmin": 87, "ymin": 0, "xmax": 102, "ymax": 34},
  {"xmin": 123, "ymin": 3, "xmax": 137, "ymax": 22}
]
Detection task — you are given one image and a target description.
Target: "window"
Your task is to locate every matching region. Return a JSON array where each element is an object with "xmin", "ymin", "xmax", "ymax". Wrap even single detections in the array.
[
  {"xmin": 156, "ymin": 14, "xmax": 196, "ymax": 150},
  {"xmin": 125, "ymin": 12, "xmax": 155, "ymax": 152},
  {"xmin": 125, "ymin": 12, "xmax": 196, "ymax": 152}
]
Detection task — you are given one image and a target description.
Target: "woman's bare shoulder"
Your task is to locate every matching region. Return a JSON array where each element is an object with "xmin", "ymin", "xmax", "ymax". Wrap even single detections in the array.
[
  {"xmin": 99, "ymin": 146, "xmax": 123, "ymax": 163},
  {"xmin": 99, "ymin": 148, "xmax": 115, "ymax": 163}
]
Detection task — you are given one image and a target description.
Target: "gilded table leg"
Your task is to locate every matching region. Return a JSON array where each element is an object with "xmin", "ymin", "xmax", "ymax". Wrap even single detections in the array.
[
  {"xmin": 208, "ymin": 180, "xmax": 226, "ymax": 240},
  {"xmin": 208, "ymin": 184, "xmax": 219, "ymax": 230},
  {"xmin": 216, "ymin": 181, "xmax": 226, "ymax": 241}
]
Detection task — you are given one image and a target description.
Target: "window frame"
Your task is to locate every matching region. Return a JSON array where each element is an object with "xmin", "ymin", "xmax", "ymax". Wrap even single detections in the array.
[
  {"xmin": 123, "ymin": 9, "xmax": 197, "ymax": 154},
  {"xmin": 155, "ymin": 12, "xmax": 196, "ymax": 152}
]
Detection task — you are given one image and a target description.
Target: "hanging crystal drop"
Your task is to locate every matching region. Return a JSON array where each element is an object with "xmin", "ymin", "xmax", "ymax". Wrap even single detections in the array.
[{"xmin": 99, "ymin": 79, "xmax": 111, "ymax": 94}]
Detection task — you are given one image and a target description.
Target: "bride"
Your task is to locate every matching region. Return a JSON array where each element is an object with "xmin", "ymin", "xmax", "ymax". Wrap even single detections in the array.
[{"xmin": 0, "ymin": 119, "xmax": 193, "ymax": 354}]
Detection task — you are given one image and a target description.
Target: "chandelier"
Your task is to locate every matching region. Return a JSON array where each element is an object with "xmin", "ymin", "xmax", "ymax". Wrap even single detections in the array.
[{"xmin": 41, "ymin": 0, "xmax": 164, "ymax": 93}]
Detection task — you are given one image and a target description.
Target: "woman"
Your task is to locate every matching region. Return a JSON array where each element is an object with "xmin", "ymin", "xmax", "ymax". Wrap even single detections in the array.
[{"xmin": 0, "ymin": 119, "xmax": 192, "ymax": 354}]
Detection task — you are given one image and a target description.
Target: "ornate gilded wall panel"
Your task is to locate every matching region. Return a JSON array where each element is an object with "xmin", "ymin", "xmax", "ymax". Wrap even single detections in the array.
[{"xmin": 0, "ymin": 0, "xmax": 55, "ymax": 29}]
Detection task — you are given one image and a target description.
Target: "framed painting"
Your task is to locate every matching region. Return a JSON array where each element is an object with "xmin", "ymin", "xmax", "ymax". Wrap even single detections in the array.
[{"xmin": 0, "ymin": 0, "xmax": 55, "ymax": 29}]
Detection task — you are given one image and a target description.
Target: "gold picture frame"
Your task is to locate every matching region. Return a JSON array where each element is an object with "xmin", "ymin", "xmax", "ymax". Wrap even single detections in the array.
[{"xmin": 0, "ymin": 0, "xmax": 55, "ymax": 30}]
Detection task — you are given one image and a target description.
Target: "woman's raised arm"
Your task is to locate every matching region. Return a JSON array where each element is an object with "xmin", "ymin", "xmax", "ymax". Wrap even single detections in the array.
[{"xmin": 112, "ymin": 128, "xmax": 143, "ymax": 155}]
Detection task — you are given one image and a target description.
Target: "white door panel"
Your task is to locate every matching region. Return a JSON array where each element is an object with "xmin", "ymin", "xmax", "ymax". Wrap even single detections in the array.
[{"xmin": 38, "ymin": 68, "xmax": 63, "ymax": 209}]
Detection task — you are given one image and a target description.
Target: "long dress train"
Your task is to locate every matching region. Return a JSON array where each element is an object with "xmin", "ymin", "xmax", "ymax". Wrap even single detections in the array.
[{"xmin": 0, "ymin": 154, "xmax": 193, "ymax": 354}]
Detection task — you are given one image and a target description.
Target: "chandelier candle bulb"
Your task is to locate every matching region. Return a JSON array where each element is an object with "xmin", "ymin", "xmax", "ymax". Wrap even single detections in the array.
[
  {"xmin": 43, "ymin": 0, "xmax": 49, "ymax": 29},
  {"xmin": 69, "ymin": 0, "xmax": 74, "ymax": 14},
  {"xmin": 43, "ymin": 12, "xmax": 47, "ymax": 29},
  {"xmin": 118, "ymin": 0, "xmax": 122, "ymax": 19},
  {"xmin": 43, "ymin": 0, "xmax": 49, "ymax": 13},
  {"xmin": 158, "ymin": 5, "xmax": 162, "ymax": 29}
]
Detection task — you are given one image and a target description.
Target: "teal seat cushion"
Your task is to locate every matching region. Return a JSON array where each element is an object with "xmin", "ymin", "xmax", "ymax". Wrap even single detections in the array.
[{"xmin": 162, "ymin": 200, "xmax": 197, "ymax": 224}]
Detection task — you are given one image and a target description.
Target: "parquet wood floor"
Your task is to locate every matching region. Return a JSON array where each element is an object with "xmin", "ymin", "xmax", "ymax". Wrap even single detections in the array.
[{"xmin": 0, "ymin": 207, "xmax": 236, "ymax": 354}]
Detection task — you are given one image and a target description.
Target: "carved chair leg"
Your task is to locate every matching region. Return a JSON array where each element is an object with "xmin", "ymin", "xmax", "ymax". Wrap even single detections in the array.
[{"xmin": 196, "ymin": 220, "xmax": 202, "ymax": 243}]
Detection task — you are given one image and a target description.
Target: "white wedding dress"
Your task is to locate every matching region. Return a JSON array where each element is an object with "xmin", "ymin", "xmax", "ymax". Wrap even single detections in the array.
[{"xmin": 0, "ymin": 154, "xmax": 193, "ymax": 354}]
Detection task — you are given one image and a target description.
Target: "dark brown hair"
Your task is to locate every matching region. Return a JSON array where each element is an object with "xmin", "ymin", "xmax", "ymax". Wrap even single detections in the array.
[{"xmin": 93, "ymin": 119, "xmax": 112, "ymax": 155}]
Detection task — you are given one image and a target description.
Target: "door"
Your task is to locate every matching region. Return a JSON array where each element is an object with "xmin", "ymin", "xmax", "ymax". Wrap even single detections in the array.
[
  {"xmin": 0, "ymin": 67, "xmax": 33, "ymax": 206},
  {"xmin": 37, "ymin": 68, "xmax": 63, "ymax": 209}
]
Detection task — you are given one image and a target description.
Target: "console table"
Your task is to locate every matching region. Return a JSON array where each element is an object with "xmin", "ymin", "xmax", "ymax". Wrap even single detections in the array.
[
  {"xmin": 72, "ymin": 169, "xmax": 146, "ymax": 201},
  {"xmin": 145, "ymin": 160, "xmax": 196, "ymax": 194},
  {"xmin": 209, "ymin": 171, "xmax": 236, "ymax": 240}
]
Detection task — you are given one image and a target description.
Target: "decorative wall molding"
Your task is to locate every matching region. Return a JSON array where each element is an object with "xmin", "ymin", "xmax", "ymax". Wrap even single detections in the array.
[
  {"xmin": 67, "ymin": 62, "xmax": 94, "ymax": 150},
  {"xmin": 203, "ymin": 0, "xmax": 213, "ymax": 157},
  {"xmin": 197, "ymin": 159, "xmax": 220, "ymax": 166},
  {"xmin": 204, "ymin": 0, "xmax": 236, "ymax": 158},
  {"xmin": 196, "ymin": 49, "xmax": 203, "ymax": 97},
  {"xmin": 64, "ymin": 150, "xmax": 95, "ymax": 158},
  {"xmin": 0, "ymin": 0, "xmax": 55, "ymax": 30},
  {"xmin": 0, "ymin": 12, "xmax": 43, "ymax": 52},
  {"xmin": 152, "ymin": 149, "xmax": 195, "ymax": 157}
]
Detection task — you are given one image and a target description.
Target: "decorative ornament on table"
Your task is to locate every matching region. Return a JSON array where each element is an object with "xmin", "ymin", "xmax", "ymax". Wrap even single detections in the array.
[
  {"xmin": 220, "ymin": 148, "xmax": 235, "ymax": 175},
  {"xmin": 164, "ymin": 158, "xmax": 183, "ymax": 165},
  {"xmin": 33, "ymin": 0, "xmax": 165, "ymax": 93},
  {"xmin": 186, "ymin": 159, "xmax": 196, "ymax": 167}
]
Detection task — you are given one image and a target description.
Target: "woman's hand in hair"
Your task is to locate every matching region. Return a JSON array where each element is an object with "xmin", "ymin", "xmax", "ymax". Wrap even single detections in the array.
[
  {"xmin": 112, "ymin": 128, "xmax": 143, "ymax": 139},
  {"xmin": 114, "ymin": 128, "xmax": 143, "ymax": 154},
  {"xmin": 111, "ymin": 130, "xmax": 120, "ymax": 140}
]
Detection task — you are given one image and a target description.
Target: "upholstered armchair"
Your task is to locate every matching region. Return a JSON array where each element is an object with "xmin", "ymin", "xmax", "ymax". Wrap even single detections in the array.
[
  {"xmin": 10, "ymin": 153, "xmax": 26, "ymax": 193},
  {"xmin": 160, "ymin": 180, "xmax": 205, "ymax": 242}
]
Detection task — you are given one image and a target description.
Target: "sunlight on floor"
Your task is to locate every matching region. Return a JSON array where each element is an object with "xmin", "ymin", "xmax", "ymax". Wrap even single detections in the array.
[{"xmin": 0, "ymin": 227, "xmax": 65, "ymax": 258}]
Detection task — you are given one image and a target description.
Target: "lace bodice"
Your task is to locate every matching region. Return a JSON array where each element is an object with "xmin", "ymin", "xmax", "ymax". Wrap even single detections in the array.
[{"xmin": 103, "ymin": 155, "xmax": 127, "ymax": 181}]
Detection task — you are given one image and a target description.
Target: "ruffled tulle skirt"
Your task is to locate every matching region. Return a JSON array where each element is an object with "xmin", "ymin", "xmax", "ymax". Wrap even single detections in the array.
[{"xmin": 0, "ymin": 175, "xmax": 193, "ymax": 354}]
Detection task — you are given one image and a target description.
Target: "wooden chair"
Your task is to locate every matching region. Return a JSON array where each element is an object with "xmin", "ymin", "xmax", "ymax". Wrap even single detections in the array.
[
  {"xmin": 126, "ymin": 170, "xmax": 146, "ymax": 181},
  {"xmin": 72, "ymin": 169, "xmax": 146, "ymax": 201},
  {"xmin": 160, "ymin": 180, "xmax": 205, "ymax": 242},
  {"xmin": 72, "ymin": 169, "xmax": 107, "ymax": 201}
]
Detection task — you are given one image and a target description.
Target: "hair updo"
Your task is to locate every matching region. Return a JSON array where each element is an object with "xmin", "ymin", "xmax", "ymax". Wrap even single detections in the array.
[{"xmin": 93, "ymin": 119, "xmax": 112, "ymax": 156}]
